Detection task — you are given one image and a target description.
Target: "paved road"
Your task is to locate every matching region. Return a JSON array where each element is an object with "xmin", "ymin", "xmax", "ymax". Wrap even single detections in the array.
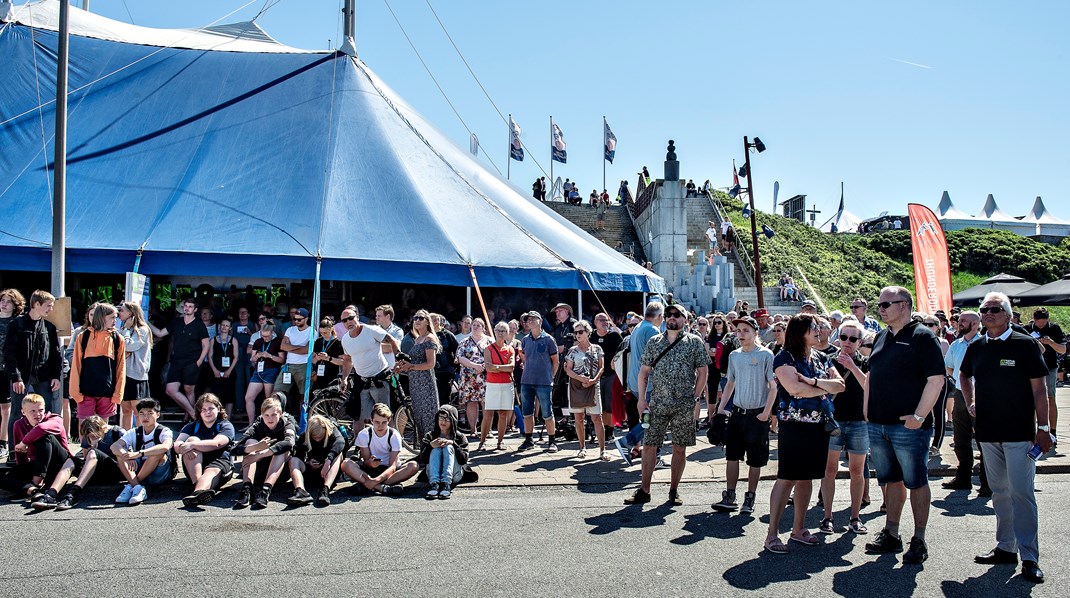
[{"xmin": 2, "ymin": 474, "xmax": 1065, "ymax": 596}]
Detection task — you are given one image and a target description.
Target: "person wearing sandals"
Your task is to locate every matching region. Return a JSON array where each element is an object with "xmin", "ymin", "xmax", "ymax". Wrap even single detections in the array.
[
  {"xmin": 564, "ymin": 320, "xmax": 609, "ymax": 461},
  {"xmin": 231, "ymin": 396, "xmax": 297, "ymax": 509},
  {"xmin": 456, "ymin": 318, "xmax": 492, "ymax": 438},
  {"xmin": 288, "ymin": 414, "xmax": 345, "ymax": 507},
  {"xmin": 174, "ymin": 393, "xmax": 236, "ymax": 508},
  {"xmin": 765, "ymin": 314, "xmax": 845, "ymax": 554},
  {"xmin": 480, "ymin": 322, "xmax": 515, "ymax": 451},
  {"xmin": 819, "ymin": 318, "xmax": 870, "ymax": 536},
  {"xmin": 419, "ymin": 405, "xmax": 469, "ymax": 499}
]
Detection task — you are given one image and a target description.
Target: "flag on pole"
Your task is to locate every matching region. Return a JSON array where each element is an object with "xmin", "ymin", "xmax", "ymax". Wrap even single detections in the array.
[
  {"xmin": 470, "ymin": 133, "xmax": 479, "ymax": 156},
  {"xmin": 604, "ymin": 120, "xmax": 617, "ymax": 163},
  {"xmin": 551, "ymin": 120, "xmax": 567, "ymax": 163},
  {"xmin": 732, "ymin": 159, "xmax": 740, "ymax": 187},
  {"xmin": 509, "ymin": 116, "xmax": 524, "ymax": 161}
]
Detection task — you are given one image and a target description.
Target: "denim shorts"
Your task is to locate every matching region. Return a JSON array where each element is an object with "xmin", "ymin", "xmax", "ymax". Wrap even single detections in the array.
[
  {"xmin": 520, "ymin": 384, "xmax": 552, "ymax": 419},
  {"xmin": 828, "ymin": 420, "xmax": 870, "ymax": 455},
  {"xmin": 867, "ymin": 423, "xmax": 932, "ymax": 489},
  {"xmin": 139, "ymin": 454, "xmax": 175, "ymax": 486},
  {"xmin": 1046, "ymin": 368, "xmax": 1057, "ymax": 399},
  {"xmin": 251, "ymin": 368, "xmax": 280, "ymax": 385}
]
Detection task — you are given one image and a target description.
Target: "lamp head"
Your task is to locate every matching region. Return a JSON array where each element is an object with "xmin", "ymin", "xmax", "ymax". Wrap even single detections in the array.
[
  {"xmin": 753, "ymin": 137, "xmax": 766, "ymax": 153},
  {"xmin": 738, "ymin": 163, "xmax": 748, "ymax": 178},
  {"xmin": 728, "ymin": 184, "xmax": 741, "ymax": 199}
]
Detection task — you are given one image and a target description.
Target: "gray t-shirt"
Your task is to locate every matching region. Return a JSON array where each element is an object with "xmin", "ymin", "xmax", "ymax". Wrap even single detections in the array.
[
  {"xmin": 521, "ymin": 334, "xmax": 558, "ymax": 385},
  {"xmin": 726, "ymin": 345, "xmax": 776, "ymax": 410}
]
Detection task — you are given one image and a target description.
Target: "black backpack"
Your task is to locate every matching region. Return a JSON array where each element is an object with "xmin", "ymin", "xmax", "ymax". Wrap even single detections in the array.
[{"xmin": 79, "ymin": 328, "xmax": 122, "ymax": 387}]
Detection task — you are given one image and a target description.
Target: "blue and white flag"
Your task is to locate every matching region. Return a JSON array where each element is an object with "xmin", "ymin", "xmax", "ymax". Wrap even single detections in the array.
[
  {"xmin": 604, "ymin": 119, "xmax": 617, "ymax": 163},
  {"xmin": 551, "ymin": 120, "xmax": 567, "ymax": 163},
  {"xmin": 509, "ymin": 116, "xmax": 524, "ymax": 161}
]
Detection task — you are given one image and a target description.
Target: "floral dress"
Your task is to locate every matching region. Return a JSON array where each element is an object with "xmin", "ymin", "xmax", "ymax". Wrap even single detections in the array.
[
  {"xmin": 457, "ymin": 334, "xmax": 492, "ymax": 403},
  {"xmin": 409, "ymin": 338, "xmax": 439, "ymax": 439}
]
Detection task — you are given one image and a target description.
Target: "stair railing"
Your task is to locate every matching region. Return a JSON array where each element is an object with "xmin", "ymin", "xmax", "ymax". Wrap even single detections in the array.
[{"xmin": 704, "ymin": 193, "xmax": 756, "ymax": 287}]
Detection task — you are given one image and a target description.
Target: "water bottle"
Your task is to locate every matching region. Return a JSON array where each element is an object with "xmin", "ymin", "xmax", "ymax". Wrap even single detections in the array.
[
  {"xmin": 1027, "ymin": 434, "xmax": 1056, "ymax": 461},
  {"xmin": 641, "ymin": 409, "xmax": 651, "ymax": 429}
]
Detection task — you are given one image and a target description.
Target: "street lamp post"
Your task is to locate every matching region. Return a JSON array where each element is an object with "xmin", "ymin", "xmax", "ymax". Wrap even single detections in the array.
[{"xmin": 743, "ymin": 136, "xmax": 765, "ymax": 308}]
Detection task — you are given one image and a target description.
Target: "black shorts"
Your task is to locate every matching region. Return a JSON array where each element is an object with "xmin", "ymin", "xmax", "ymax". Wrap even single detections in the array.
[
  {"xmin": 166, "ymin": 362, "xmax": 200, "ymax": 386},
  {"xmin": 70, "ymin": 449, "xmax": 123, "ymax": 484},
  {"xmin": 0, "ymin": 370, "xmax": 9, "ymax": 404},
  {"xmin": 724, "ymin": 411, "xmax": 771, "ymax": 467},
  {"xmin": 357, "ymin": 461, "xmax": 388, "ymax": 477},
  {"xmin": 123, "ymin": 378, "xmax": 149, "ymax": 402}
]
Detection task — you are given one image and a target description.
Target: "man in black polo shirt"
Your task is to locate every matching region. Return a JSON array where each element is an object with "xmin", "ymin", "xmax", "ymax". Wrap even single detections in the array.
[
  {"xmin": 960, "ymin": 292, "xmax": 1051, "ymax": 584},
  {"xmin": 149, "ymin": 298, "xmax": 210, "ymax": 420},
  {"xmin": 863, "ymin": 286, "xmax": 945, "ymax": 564},
  {"xmin": 592, "ymin": 312, "xmax": 624, "ymax": 441},
  {"xmin": 1025, "ymin": 308, "xmax": 1064, "ymax": 447}
]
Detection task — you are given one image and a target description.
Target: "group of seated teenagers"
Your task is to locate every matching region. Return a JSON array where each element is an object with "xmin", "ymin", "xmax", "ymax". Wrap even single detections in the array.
[{"xmin": 1, "ymin": 392, "xmax": 472, "ymax": 510}]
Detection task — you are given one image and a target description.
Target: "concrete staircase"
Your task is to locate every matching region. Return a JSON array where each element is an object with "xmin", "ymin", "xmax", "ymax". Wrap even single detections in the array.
[
  {"xmin": 733, "ymin": 287, "xmax": 806, "ymax": 317},
  {"xmin": 544, "ymin": 202, "xmax": 647, "ymax": 264},
  {"xmin": 686, "ymin": 199, "xmax": 752, "ymax": 287}
]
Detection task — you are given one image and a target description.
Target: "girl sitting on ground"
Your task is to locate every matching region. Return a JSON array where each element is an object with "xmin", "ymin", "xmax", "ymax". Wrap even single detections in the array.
[
  {"xmin": 288, "ymin": 414, "xmax": 346, "ymax": 507},
  {"xmin": 174, "ymin": 393, "xmax": 236, "ymax": 508},
  {"xmin": 232, "ymin": 395, "xmax": 297, "ymax": 509},
  {"xmin": 418, "ymin": 404, "xmax": 469, "ymax": 499}
]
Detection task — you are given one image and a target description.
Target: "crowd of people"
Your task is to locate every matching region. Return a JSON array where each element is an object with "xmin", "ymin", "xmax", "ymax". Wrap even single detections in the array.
[{"xmin": 0, "ymin": 285, "xmax": 1060, "ymax": 582}]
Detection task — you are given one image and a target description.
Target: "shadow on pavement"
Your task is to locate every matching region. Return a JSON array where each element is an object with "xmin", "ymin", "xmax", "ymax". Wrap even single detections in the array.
[
  {"xmin": 831, "ymin": 553, "xmax": 921, "ymax": 597},
  {"xmin": 932, "ymin": 493, "xmax": 994, "ymax": 518},
  {"xmin": 584, "ymin": 502, "xmax": 674, "ymax": 535},
  {"xmin": 939, "ymin": 566, "xmax": 1031, "ymax": 598},
  {"xmin": 672, "ymin": 510, "xmax": 754, "ymax": 544},
  {"xmin": 723, "ymin": 531, "xmax": 856, "ymax": 589}
]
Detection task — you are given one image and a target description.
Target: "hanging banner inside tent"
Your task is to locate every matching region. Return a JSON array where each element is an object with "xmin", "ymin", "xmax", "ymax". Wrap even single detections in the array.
[
  {"xmin": 125, "ymin": 272, "xmax": 151, "ymax": 315},
  {"xmin": 908, "ymin": 203, "xmax": 953, "ymax": 315}
]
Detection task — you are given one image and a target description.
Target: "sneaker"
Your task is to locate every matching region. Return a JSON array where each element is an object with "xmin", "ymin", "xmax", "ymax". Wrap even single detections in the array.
[
  {"xmin": 903, "ymin": 537, "xmax": 928, "ymax": 564},
  {"xmin": 865, "ymin": 529, "xmax": 904, "ymax": 554},
  {"xmin": 55, "ymin": 492, "xmax": 77, "ymax": 511},
  {"xmin": 0, "ymin": 446, "xmax": 8, "ymax": 461},
  {"xmin": 380, "ymin": 484, "xmax": 404, "ymax": 496},
  {"xmin": 655, "ymin": 456, "xmax": 669, "ymax": 469},
  {"xmin": 545, "ymin": 441, "xmax": 560, "ymax": 453},
  {"xmin": 439, "ymin": 485, "xmax": 452, "ymax": 500},
  {"xmin": 252, "ymin": 485, "xmax": 271, "ymax": 509},
  {"xmin": 712, "ymin": 490, "xmax": 738, "ymax": 512},
  {"xmin": 624, "ymin": 488, "xmax": 651, "ymax": 505},
  {"xmin": 182, "ymin": 489, "xmax": 215, "ymax": 508},
  {"xmin": 128, "ymin": 485, "xmax": 148, "ymax": 506},
  {"xmin": 115, "ymin": 484, "xmax": 135, "ymax": 504},
  {"xmin": 517, "ymin": 438, "xmax": 535, "ymax": 451},
  {"xmin": 234, "ymin": 483, "xmax": 252, "ymax": 509},
  {"xmin": 740, "ymin": 491, "xmax": 756, "ymax": 514},
  {"xmin": 31, "ymin": 490, "xmax": 58, "ymax": 510},
  {"xmin": 668, "ymin": 488, "xmax": 682, "ymax": 506},
  {"xmin": 819, "ymin": 518, "xmax": 835, "ymax": 534},
  {"xmin": 287, "ymin": 488, "xmax": 314, "ymax": 506},
  {"xmin": 614, "ymin": 439, "xmax": 632, "ymax": 466},
  {"xmin": 426, "ymin": 483, "xmax": 441, "ymax": 500},
  {"xmin": 315, "ymin": 487, "xmax": 331, "ymax": 507}
]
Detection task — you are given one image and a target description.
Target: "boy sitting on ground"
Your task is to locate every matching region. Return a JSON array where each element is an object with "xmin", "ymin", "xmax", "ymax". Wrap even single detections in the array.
[
  {"xmin": 32, "ymin": 415, "xmax": 124, "ymax": 510},
  {"xmin": 341, "ymin": 403, "xmax": 418, "ymax": 496},
  {"xmin": 0, "ymin": 394, "xmax": 70, "ymax": 501},
  {"xmin": 111, "ymin": 398, "xmax": 176, "ymax": 505}
]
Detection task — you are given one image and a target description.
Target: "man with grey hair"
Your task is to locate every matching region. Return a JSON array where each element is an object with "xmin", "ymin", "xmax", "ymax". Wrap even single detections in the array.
[
  {"xmin": 960, "ymin": 291, "xmax": 1051, "ymax": 583},
  {"xmin": 943, "ymin": 310, "xmax": 989, "ymax": 494},
  {"xmin": 864, "ymin": 285, "xmax": 945, "ymax": 564}
]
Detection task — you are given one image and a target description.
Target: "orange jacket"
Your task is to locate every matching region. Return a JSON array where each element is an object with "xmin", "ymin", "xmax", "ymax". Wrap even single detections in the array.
[{"xmin": 71, "ymin": 329, "xmax": 127, "ymax": 404}]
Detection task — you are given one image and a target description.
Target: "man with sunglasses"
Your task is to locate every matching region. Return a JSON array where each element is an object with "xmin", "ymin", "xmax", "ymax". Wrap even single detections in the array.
[
  {"xmin": 864, "ymin": 286, "xmax": 945, "ymax": 564},
  {"xmin": 276, "ymin": 307, "xmax": 312, "ymax": 418},
  {"xmin": 1025, "ymin": 308, "xmax": 1064, "ymax": 449},
  {"xmin": 339, "ymin": 308, "xmax": 400, "ymax": 423},
  {"xmin": 943, "ymin": 310, "xmax": 989, "ymax": 494},
  {"xmin": 960, "ymin": 292, "xmax": 1051, "ymax": 583},
  {"xmin": 849, "ymin": 298, "xmax": 881, "ymax": 334}
]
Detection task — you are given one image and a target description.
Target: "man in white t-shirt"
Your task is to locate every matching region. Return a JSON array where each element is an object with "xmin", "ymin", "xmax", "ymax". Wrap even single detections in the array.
[
  {"xmin": 110, "ymin": 399, "xmax": 175, "ymax": 505},
  {"xmin": 339, "ymin": 308, "xmax": 401, "ymax": 423},
  {"xmin": 375, "ymin": 304, "xmax": 405, "ymax": 369},
  {"xmin": 340, "ymin": 403, "xmax": 418, "ymax": 495},
  {"xmin": 705, "ymin": 220, "xmax": 719, "ymax": 251},
  {"xmin": 277, "ymin": 307, "xmax": 312, "ymax": 417}
]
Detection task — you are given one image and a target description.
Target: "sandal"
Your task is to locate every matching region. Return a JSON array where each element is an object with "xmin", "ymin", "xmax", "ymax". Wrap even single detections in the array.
[
  {"xmin": 861, "ymin": 498, "xmax": 871, "ymax": 508},
  {"xmin": 577, "ymin": 449, "xmax": 588, "ymax": 459},
  {"xmin": 599, "ymin": 450, "xmax": 611, "ymax": 462},
  {"xmin": 789, "ymin": 530, "xmax": 820, "ymax": 546},
  {"xmin": 476, "ymin": 442, "xmax": 486, "ymax": 452},
  {"xmin": 879, "ymin": 502, "xmax": 887, "ymax": 514},
  {"xmin": 764, "ymin": 536, "xmax": 789, "ymax": 554},
  {"xmin": 495, "ymin": 442, "xmax": 504, "ymax": 451},
  {"xmin": 849, "ymin": 518, "xmax": 868, "ymax": 534}
]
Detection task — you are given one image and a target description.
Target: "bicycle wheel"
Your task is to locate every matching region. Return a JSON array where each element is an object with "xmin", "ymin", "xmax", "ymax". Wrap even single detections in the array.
[
  {"xmin": 309, "ymin": 395, "xmax": 353, "ymax": 428},
  {"xmin": 391, "ymin": 401, "xmax": 420, "ymax": 452}
]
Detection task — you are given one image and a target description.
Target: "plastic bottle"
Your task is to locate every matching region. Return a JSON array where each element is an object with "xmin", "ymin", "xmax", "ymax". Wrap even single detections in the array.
[{"xmin": 641, "ymin": 409, "xmax": 651, "ymax": 429}]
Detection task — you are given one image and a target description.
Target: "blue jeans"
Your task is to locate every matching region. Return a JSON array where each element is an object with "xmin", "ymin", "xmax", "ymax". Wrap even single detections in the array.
[
  {"xmin": 520, "ymin": 384, "xmax": 552, "ymax": 420},
  {"xmin": 427, "ymin": 445, "xmax": 461, "ymax": 486},
  {"xmin": 868, "ymin": 423, "xmax": 933, "ymax": 489},
  {"xmin": 828, "ymin": 420, "xmax": 870, "ymax": 455}
]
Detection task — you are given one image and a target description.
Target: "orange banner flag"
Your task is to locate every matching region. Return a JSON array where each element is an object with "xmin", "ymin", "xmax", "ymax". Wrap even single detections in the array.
[{"xmin": 908, "ymin": 203, "xmax": 953, "ymax": 315}]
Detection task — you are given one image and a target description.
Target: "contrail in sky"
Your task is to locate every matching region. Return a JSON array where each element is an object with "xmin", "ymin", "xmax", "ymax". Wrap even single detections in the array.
[{"xmin": 890, "ymin": 58, "xmax": 932, "ymax": 69}]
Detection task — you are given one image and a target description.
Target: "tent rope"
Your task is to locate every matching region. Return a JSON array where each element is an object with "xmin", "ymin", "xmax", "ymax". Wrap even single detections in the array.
[{"xmin": 27, "ymin": 2, "xmax": 55, "ymax": 211}]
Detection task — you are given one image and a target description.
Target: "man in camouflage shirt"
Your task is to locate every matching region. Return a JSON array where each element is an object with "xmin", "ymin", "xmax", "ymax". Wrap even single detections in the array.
[{"xmin": 625, "ymin": 305, "xmax": 709, "ymax": 506}]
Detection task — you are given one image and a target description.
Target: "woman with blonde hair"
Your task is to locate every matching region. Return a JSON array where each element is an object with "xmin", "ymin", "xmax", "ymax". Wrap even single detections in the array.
[
  {"xmin": 288, "ymin": 413, "xmax": 346, "ymax": 507},
  {"xmin": 480, "ymin": 321, "xmax": 516, "ymax": 450},
  {"xmin": 118, "ymin": 301, "xmax": 152, "ymax": 429},
  {"xmin": 396, "ymin": 309, "xmax": 440, "ymax": 441},
  {"xmin": 456, "ymin": 317, "xmax": 492, "ymax": 438}
]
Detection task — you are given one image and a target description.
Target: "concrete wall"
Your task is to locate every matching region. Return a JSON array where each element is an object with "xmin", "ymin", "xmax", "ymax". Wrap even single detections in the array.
[{"xmin": 634, "ymin": 180, "xmax": 688, "ymax": 289}]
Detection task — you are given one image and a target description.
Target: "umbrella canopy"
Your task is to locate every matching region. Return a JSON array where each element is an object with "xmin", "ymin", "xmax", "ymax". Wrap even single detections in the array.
[
  {"xmin": 1016, "ymin": 274, "xmax": 1070, "ymax": 307},
  {"xmin": 952, "ymin": 273, "xmax": 1039, "ymax": 307}
]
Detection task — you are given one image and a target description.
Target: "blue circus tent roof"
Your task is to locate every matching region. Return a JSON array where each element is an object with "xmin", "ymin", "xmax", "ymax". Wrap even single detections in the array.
[{"xmin": 0, "ymin": 1, "xmax": 664, "ymax": 293}]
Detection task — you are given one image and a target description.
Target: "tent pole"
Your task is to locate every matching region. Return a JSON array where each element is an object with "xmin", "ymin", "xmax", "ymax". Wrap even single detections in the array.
[
  {"xmin": 577, "ymin": 289, "xmax": 582, "ymax": 320},
  {"xmin": 466, "ymin": 287, "xmax": 472, "ymax": 318},
  {"xmin": 51, "ymin": 0, "xmax": 70, "ymax": 298},
  {"xmin": 506, "ymin": 114, "xmax": 511, "ymax": 180},
  {"xmin": 549, "ymin": 116, "xmax": 553, "ymax": 194},
  {"xmin": 339, "ymin": 0, "xmax": 356, "ymax": 56},
  {"xmin": 300, "ymin": 257, "xmax": 322, "ymax": 433},
  {"xmin": 467, "ymin": 267, "xmax": 491, "ymax": 328}
]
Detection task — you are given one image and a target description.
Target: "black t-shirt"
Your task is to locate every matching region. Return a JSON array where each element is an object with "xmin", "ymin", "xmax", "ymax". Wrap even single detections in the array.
[
  {"xmin": 252, "ymin": 337, "xmax": 283, "ymax": 372},
  {"xmin": 1026, "ymin": 322, "xmax": 1064, "ymax": 370},
  {"xmin": 867, "ymin": 320, "xmax": 945, "ymax": 427},
  {"xmin": 552, "ymin": 317, "xmax": 578, "ymax": 354},
  {"xmin": 816, "ymin": 344, "xmax": 840, "ymax": 360},
  {"xmin": 179, "ymin": 419, "xmax": 236, "ymax": 463},
  {"xmin": 168, "ymin": 317, "xmax": 209, "ymax": 364},
  {"xmin": 831, "ymin": 353, "xmax": 868, "ymax": 422},
  {"xmin": 311, "ymin": 336, "xmax": 345, "ymax": 389},
  {"xmin": 961, "ymin": 332, "xmax": 1049, "ymax": 442},
  {"xmin": 593, "ymin": 330, "xmax": 624, "ymax": 366}
]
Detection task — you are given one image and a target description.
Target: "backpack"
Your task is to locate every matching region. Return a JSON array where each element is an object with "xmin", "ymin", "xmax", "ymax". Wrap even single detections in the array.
[
  {"xmin": 79, "ymin": 329, "xmax": 122, "ymax": 390},
  {"xmin": 134, "ymin": 424, "xmax": 178, "ymax": 478},
  {"xmin": 360, "ymin": 425, "xmax": 394, "ymax": 463}
]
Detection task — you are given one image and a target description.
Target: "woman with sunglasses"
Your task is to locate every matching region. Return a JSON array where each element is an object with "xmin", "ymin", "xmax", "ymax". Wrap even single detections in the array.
[
  {"xmin": 563, "ymin": 320, "xmax": 608, "ymax": 460},
  {"xmin": 243, "ymin": 323, "xmax": 284, "ymax": 419},
  {"xmin": 396, "ymin": 310, "xmax": 440, "ymax": 440},
  {"xmin": 819, "ymin": 319, "xmax": 871, "ymax": 535}
]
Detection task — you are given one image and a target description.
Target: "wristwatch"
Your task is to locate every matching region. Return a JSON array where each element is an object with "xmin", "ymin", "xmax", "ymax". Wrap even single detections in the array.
[
  {"xmin": 1038, "ymin": 424, "xmax": 1051, "ymax": 432},
  {"xmin": 910, "ymin": 413, "xmax": 925, "ymax": 423}
]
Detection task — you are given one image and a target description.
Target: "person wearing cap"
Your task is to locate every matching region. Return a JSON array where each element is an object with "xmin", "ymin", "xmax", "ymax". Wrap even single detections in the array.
[
  {"xmin": 624, "ymin": 304, "xmax": 709, "ymax": 506},
  {"xmin": 277, "ymin": 307, "xmax": 312, "ymax": 419},
  {"xmin": 753, "ymin": 309, "xmax": 775, "ymax": 345},
  {"xmin": 1025, "ymin": 308, "xmax": 1064, "ymax": 447},
  {"xmin": 518, "ymin": 311, "xmax": 560, "ymax": 452},
  {"xmin": 711, "ymin": 316, "xmax": 776, "ymax": 515},
  {"xmin": 623, "ymin": 302, "xmax": 665, "ymax": 447},
  {"xmin": 800, "ymin": 300, "xmax": 818, "ymax": 315},
  {"xmin": 550, "ymin": 303, "xmax": 579, "ymax": 413}
]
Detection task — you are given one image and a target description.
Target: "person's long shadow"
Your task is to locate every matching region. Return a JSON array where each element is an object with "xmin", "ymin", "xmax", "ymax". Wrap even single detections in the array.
[
  {"xmin": 831, "ymin": 552, "xmax": 923, "ymax": 597},
  {"xmin": 722, "ymin": 531, "xmax": 857, "ymax": 589},
  {"xmin": 933, "ymin": 492, "xmax": 993, "ymax": 518},
  {"xmin": 940, "ymin": 565, "xmax": 1029, "ymax": 597},
  {"xmin": 585, "ymin": 502, "xmax": 674, "ymax": 535},
  {"xmin": 672, "ymin": 511, "xmax": 753, "ymax": 545}
]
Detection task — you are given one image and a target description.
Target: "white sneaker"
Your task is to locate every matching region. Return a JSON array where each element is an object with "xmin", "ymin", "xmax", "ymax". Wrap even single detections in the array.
[
  {"xmin": 115, "ymin": 484, "xmax": 135, "ymax": 504},
  {"xmin": 128, "ymin": 485, "xmax": 148, "ymax": 505},
  {"xmin": 655, "ymin": 456, "xmax": 669, "ymax": 469}
]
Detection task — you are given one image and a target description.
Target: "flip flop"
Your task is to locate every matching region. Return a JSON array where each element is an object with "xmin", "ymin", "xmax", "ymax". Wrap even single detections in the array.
[
  {"xmin": 765, "ymin": 537, "xmax": 788, "ymax": 554},
  {"xmin": 599, "ymin": 450, "xmax": 611, "ymax": 462},
  {"xmin": 790, "ymin": 530, "xmax": 820, "ymax": 546}
]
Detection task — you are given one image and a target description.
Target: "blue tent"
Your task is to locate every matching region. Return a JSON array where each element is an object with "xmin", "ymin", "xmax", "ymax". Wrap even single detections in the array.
[{"xmin": 0, "ymin": 1, "xmax": 663, "ymax": 293}]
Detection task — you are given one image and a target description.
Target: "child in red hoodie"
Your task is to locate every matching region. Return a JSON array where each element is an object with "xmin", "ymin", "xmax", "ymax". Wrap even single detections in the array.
[{"xmin": 0, "ymin": 393, "xmax": 70, "ymax": 500}]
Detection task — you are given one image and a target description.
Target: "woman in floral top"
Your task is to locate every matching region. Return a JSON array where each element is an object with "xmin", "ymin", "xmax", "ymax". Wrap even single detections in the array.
[
  {"xmin": 456, "ymin": 318, "xmax": 492, "ymax": 437},
  {"xmin": 564, "ymin": 320, "xmax": 607, "ymax": 460}
]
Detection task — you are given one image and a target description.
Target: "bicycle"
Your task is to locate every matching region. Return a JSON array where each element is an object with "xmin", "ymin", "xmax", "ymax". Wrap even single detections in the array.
[
  {"xmin": 388, "ymin": 373, "xmax": 422, "ymax": 453},
  {"xmin": 307, "ymin": 379, "xmax": 355, "ymax": 436}
]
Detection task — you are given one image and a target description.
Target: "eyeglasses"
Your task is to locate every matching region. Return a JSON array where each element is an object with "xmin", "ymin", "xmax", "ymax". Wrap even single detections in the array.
[
  {"xmin": 925, "ymin": 322, "xmax": 940, "ymax": 328},
  {"xmin": 258, "ymin": 315, "xmax": 268, "ymax": 320},
  {"xmin": 839, "ymin": 334, "xmax": 860, "ymax": 343},
  {"xmin": 572, "ymin": 329, "xmax": 587, "ymax": 334},
  {"xmin": 341, "ymin": 315, "xmax": 356, "ymax": 323},
  {"xmin": 850, "ymin": 304, "xmax": 865, "ymax": 309},
  {"xmin": 862, "ymin": 343, "xmax": 874, "ymax": 349},
  {"xmin": 877, "ymin": 300, "xmax": 906, "ymax": 310},
  {"xmin": 978, "ymin": 306, "xmax": 1005, "ymax": 314},
  {"xmin": 413, "ymin": 315, "xmax": 427, "ymax": 321}
]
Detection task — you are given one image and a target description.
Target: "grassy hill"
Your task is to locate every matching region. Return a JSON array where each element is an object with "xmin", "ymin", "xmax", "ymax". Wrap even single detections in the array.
[{"xmin": 716, "ymin": 191, "xmax": 1070, "ymax": 326}]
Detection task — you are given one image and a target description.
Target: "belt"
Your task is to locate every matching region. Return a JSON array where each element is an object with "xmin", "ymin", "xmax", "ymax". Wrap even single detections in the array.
[{"xmin": 733, "ymin": 407, "xmax": 765, "ymax": 416}]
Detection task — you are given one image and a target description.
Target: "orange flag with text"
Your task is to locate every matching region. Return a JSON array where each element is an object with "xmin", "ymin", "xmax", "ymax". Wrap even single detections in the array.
[{"xmin": 908, "ymin": 203, "xmax": 953, "ymax": 315}]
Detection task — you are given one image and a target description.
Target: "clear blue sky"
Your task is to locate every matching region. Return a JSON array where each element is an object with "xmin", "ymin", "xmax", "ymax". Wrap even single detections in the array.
[{"xmin": 83, "ymin": 0, "xmax": 1068, "ymax": 223}]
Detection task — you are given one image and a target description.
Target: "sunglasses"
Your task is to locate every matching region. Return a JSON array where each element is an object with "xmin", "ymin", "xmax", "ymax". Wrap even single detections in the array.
[
  {"xmin": 850, "ymin": 305, "xmax": 865, "ymax": 309},
  {"xmin": 572, "ymin": 329, "xmax": 587, "ymax": 334},
  {"xmin": 665, "ymin": 313, "xmax": 684, "ymax": 319},
  {"xmin": 839, "ymin": 334, "xmax": 860, "ymax": 343},
  {"xmin": 293, "ymin": 317, "xmax": 305, "ymax": 322},
  {"xmin": 878, "ymin": 300, "xmax": 906, "ymax": 309},
  {"xmin": 341, "ymin": 315, "xmax": 356, "ymax": 323},
  {"xmin": 862, "ymin": 343, "xmax": 874, "ymax": 349},
  {"xmin": 978, "ymin": 306, "xmax": 1005, "ymax": 314},
  {"xmin": 413, "ymin": 315, "xmax": 427, "ymax": 321}
]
